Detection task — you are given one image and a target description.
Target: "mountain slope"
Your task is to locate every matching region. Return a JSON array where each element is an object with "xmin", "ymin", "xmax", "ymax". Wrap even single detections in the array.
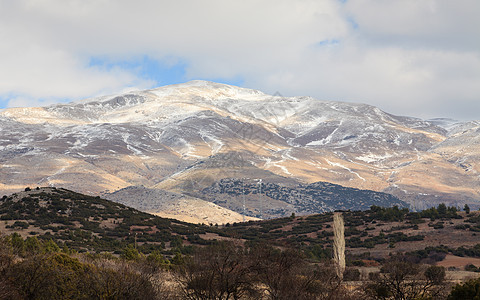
[
  {"xmin": 199, "ymin": 178, "xmax": 406, "ymax": 218},
  {"xmin": 1, "ymin": 81, "xmax": 479, "ymax": 220},
  {"xmin": 106, "ymin": 185, "xmax": 259, "ymax": 224}
]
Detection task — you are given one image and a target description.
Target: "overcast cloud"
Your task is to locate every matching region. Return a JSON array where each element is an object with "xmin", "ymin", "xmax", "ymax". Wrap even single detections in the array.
[{"xmin": 0, "ymin": 0, "xmax": 479, "ymax": 120}]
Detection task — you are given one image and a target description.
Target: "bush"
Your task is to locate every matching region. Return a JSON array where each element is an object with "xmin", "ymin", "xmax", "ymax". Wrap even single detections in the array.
[
  {"xmin": 3, "ymin": 250, "xmax": 160, "ymax": 299},
  {"xmin": 10, "ymin": 221, "xmax": 29, "ymax": 229},
  {"xmin": 464, "ymin": 264, "xmax": 480, "ymax": 272},
  {"xmin": 343, "ymin": 267, "xmax": 361, "ymax": 281},
  {"xmin": 8, "ymin": 253, "xmax": 91, "ymax": 299},
  {"xmin": 449, "ymin": 277, "xmax": 480, "ymax": 299}
]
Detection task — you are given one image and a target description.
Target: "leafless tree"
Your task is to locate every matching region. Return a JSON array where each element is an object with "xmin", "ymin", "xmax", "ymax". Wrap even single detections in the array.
[
  {"xmin": 363, "ymin": 259, "xmax": 448, "ymax": 300},
  {"xmin": 84, "ymin": 257, "xmax": 160, "ymax": 300},
  {"xmin": 176, "ymin": 242, "xmax": 257, "ymax": 300},
  {"xmin": 251, "ymin": 244, "xmax": 349, "ymax": 300}
]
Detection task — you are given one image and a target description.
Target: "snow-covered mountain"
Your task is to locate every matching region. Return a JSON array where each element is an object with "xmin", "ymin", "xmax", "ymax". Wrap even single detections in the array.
[{"xmin": 1, "ymin": 81, "xmax": 479, "ymax": 221}]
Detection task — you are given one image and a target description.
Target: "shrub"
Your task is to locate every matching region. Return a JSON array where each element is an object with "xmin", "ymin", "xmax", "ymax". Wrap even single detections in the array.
[
  {"xmin": 343, "ymin": 267, "xmax": 361, "ymax": 281},
  {"xmin": 449, "ymin": 277, "xmax": 480, "ymax": 299},
  {"xmin": 464, "ymin": 264, "xmax": 479, "ymax": 272}
]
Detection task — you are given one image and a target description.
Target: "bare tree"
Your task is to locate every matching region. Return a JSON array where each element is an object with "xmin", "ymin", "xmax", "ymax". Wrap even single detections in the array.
[
  {"xmin": 83, "ymin": 257, "xmax": 160, "ymax": 300},
  {"xmin": 364, "ymin": 259, "xmax": 448, "ymax": 300},
  {"xmin": 251, "ymin": 245, "xmax": 304, "ymax": 299},
  {"xmin": 251, "ymin": 244, "xmax": 351, "ymax": 300},
  {"xmin": 333, "ymin": 212, "xmax": 345, "ymax": 280},
  {"xmin": 176, "ymin": 242, "xmax": 256, "ymax": 300}
]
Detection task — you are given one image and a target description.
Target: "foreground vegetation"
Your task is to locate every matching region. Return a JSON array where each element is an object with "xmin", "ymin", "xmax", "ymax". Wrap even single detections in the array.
[
  {"xmin": 2, "ymin": 235, "xmax": 480, "ymax": 299},
  {"xmin": 2, "ymin": 187, "xmax": 480, "ymax": 299}
]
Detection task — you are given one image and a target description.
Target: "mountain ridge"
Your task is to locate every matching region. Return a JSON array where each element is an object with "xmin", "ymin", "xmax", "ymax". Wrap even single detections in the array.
[{"xmin": 1, "ymin": 81, "xmax": 479, "ymax": 221}]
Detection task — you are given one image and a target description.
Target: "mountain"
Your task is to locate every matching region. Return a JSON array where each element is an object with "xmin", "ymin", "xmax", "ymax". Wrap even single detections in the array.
[{"xmin": 1, "ymin": 81, "xmax": 479, "ymax": 221}]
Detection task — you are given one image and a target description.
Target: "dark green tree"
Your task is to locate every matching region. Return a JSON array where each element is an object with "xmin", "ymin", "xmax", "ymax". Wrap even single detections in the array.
[
  {"xmin": 438, "ymin": 203, "xmax": 447, "ymax": 216},
  {"xmin": 121, "ymin": 244, "xmax": 141, "ymax": 261},
  {"xmin": 449, "ymin": 277, "xmax": 480, "ymax": 299}
]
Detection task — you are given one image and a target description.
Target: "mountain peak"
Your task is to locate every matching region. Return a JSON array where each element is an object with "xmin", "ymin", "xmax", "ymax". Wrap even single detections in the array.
[
  {"xmin": 0, "ymin": 81, "xmax": 267, "ymax": 125},
  {"xmin": 147, "ymin": 80, "xmax": 267, "ymax": 101}
]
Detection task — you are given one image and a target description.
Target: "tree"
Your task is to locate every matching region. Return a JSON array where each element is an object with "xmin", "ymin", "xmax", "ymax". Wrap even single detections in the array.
[
  {"xmin": 464, "ymin": 204, "xmax": 471, "ymax": 214},
  {"xmin": 86, "ymin": 259, "xmax": 159, "ymax": 300},
  {"xmin": 177, "ymin": 242, "xmax": 256, "ymax": 300},
  {"xmin": 438, "ymin": 203, "xmax": 447, "ymax": 216},
  {"xmin": 449, "ymin": 277, "xmax": 480, "ymax": 299},
  {"xmin": 364, "ymin": 259, "xmax": 448, "ymax": 300},
  {"xmin": 122, "ymin": 244, "xmax": 141, "ymax": 261},
  {"xmin": 0, "ymin": 236, "xmax": 21, "ymax": 299},
  {"xmin": 24, "ymin": 236, "xmax": 42, "ymax": 254},
  {"xmin": 250, "ymin": 244, "xmax": 348, "ymax": 300},
  {"xmin": 251, "ymin": 245, "xmax": 304, "ymax": 299},
  {"xmin": 171, "ymin": 252, "xmax": 185, "ymax": 265},
  {"xmin": 146, "ymin": 250, "xmax": 169, "ymax": 267},
  {"xmin": 9, "ymin": 253, "xmax": 91, "ymax": 299},
  {"xmin": 8, "ymin": 232, "xmax": 25, "ymax": 256}
]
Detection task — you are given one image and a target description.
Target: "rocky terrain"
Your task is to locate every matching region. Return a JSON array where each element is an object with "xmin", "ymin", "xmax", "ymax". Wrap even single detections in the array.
[
  {"xmin": 1, "ymin": 81, "xmax": 479, "ymax": 222},
  {"xmin": 199, "ymin": 178, "xmax": 405, "ymax": 219}
]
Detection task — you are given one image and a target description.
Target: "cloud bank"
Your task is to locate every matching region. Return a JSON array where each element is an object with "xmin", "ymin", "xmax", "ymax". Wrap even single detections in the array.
[{"xmin": 1, "ymin": 0, "xmax": 479, "ymax": 120}]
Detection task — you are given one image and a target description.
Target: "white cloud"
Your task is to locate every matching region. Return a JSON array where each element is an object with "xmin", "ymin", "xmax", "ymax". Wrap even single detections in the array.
[
  {"xmin": 0, "ymin": 0, "xmax": 479, "ymax": 120},
  {"xmin": 343, "ymin": 0, "xmax": 480, "ymax": 52}
]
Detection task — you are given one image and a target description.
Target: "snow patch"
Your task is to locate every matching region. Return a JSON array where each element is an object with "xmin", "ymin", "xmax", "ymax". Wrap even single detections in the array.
[
  {"xmin": 325, "ymin": 159, "xmax": 365, "ymax": 181},
  {"xmin": 356, "ymin": 153, "xmax": 393, "ymax": 163}
]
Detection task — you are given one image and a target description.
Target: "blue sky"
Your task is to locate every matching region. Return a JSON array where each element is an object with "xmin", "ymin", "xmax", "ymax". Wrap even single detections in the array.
[
  {"xmin": 87, "ymin": 56, "xmax": 245, "ymax": 88},
  {"xmin": 88, "ymin": 56, "xmax": 188, "ymax": 87},
  {"xmin": 0, "ymin": 0, "xmax": 479, "ymax": 120},
  {"xmin": 0, "ymin": 55, "xmax": 243, "ymax": 108}
]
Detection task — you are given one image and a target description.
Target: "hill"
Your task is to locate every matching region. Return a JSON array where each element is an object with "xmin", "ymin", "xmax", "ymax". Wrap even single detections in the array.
[
  {"xmin": 0, "ymin": 187, "xmax": 215, "ymax": 254},
  {"xmin": 105, "ymin": 185, "xmax": 260, "ymax": 224}
]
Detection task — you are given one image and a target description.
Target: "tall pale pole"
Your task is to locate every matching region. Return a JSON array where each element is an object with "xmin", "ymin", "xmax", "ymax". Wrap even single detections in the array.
[
  {"xmin": 242, "ymin": 178, "xmax": 246, "ymax": 223},
  {"xmin": 259, "ymin": 179, "xmax": 263, "ymax": 219},
  {"xmin": 333, "ymin": 212, "xmax": 345, "ymax": 280}
]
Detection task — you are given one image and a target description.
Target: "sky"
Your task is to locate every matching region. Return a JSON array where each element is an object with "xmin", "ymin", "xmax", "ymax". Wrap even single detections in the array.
[{"xmin": 0, "ymin": 0, "xmax": 479, "ymax": 121}]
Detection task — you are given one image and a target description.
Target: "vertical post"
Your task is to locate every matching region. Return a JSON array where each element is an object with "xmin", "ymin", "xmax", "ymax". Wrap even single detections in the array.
[
  {"xmin": 242, "ymin": 178, "xmax": 246, "ymax": 223},
  {"xmin": 333, "ymin": 212, "xmax": 345, "ymax": 280},
  {"xmin": 259, "ymin": 179, "xmax": 263, "ymax": 219}
]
